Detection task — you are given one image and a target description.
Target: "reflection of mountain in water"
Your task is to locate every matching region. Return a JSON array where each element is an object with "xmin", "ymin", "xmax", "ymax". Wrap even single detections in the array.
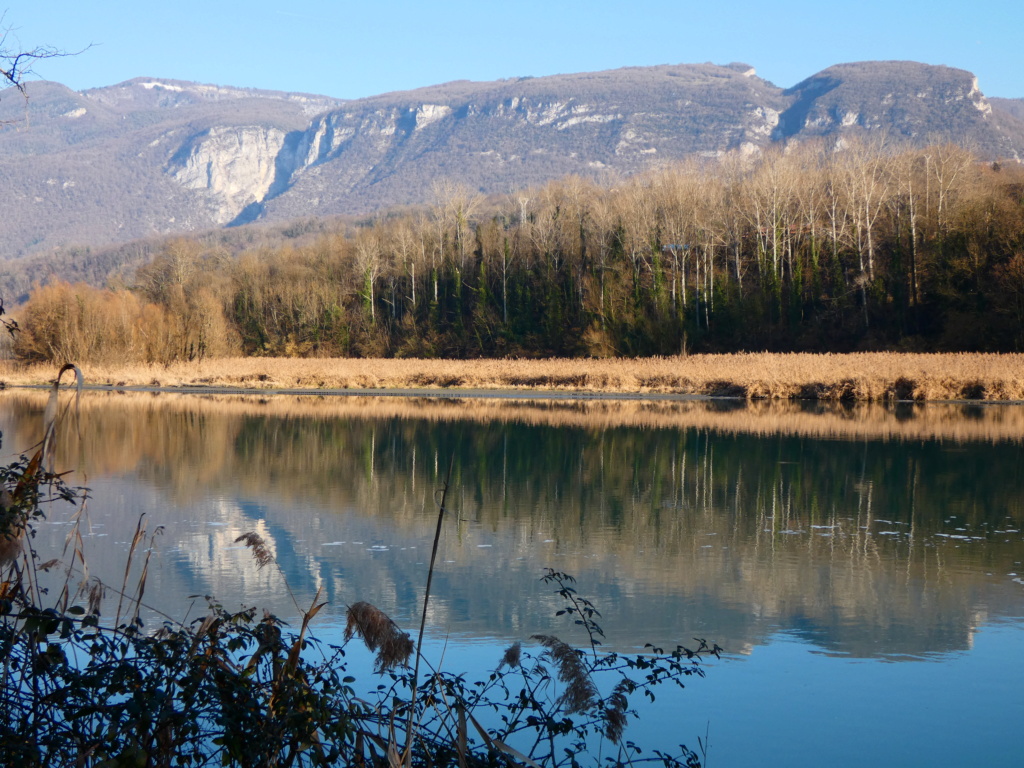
[{"xmin": 3, "ymin": 391, "xmax": 1022, "ymax": 659}]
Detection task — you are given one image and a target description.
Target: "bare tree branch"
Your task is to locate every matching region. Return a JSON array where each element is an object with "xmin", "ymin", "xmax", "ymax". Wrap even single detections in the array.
[{"xmin": 1, "ymin": 14, "xmax": 87, "ymax": 95}]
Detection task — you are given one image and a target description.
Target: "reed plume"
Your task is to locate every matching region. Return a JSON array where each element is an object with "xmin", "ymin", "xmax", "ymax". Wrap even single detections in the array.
[
  {"xmin": 345, "ymin": 601, "xmax": 413, "ymax": 672},
  {"xmin": 531, "ymin": 634, "xmax": 598, "ymax": 714},
  {"xmin": 602, "ymin": 678, "xmax": 634, "ymax": 744},
  {"xmin": 0, "ymin": 488, "xmax": 23, "ymax": 567},
  {"xmin": 499, "ymin": 641, "xmax": 522, "ymax": 670},
  {"xmin": 235, "ymin": 532, "xmax": 274, "ymax": 570}
]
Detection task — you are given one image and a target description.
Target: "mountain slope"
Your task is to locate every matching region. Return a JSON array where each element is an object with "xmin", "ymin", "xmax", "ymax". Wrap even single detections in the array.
[
  {"xmin": 0, "ymin": 61, "xmax": 1021, "ymax": 265},
  {"xmin": 776, "ymin": 62, "xmax": 1013, "ymax": 151},
  {"xmin": 0, "ymin": 79, "xmax": 343, "ymax": 259},
  {"xmin": 260, "ymin": 62, "xmax": 787, "ymax": 221}
]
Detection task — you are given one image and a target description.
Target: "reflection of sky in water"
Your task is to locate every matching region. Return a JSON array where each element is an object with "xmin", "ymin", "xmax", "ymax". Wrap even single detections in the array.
[
  {"xmin": 269, "ymin": 622, "xmax": 1024, "ymax": 768},
  {"xmin": 5, "ymin": 393, "xmax": 1024, "ymax": 767}
]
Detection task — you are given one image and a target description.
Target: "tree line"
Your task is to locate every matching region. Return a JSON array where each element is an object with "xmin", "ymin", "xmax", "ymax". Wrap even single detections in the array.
[{"xmin": 14, "ymin": 139, "xmax": 1024, "ymax": 364}]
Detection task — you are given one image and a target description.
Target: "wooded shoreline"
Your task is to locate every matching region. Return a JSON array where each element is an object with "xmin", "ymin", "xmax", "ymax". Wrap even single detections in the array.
[
  {"xmin": 2, "ymin": 352, "xmax": 1022, "ymax": 401},
  {"xmin": 13, "ymin": 144, "xmax": 1024, "ymax": 369}
]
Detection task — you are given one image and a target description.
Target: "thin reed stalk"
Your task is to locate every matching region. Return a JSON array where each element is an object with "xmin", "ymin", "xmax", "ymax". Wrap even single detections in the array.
[
  {"xmin": 114, "ymin": 515, "xmax": 147, "ymax": 629},
  {"xmin": 405, "ymin": 454, "xmax": 455, "ymax": 760}
]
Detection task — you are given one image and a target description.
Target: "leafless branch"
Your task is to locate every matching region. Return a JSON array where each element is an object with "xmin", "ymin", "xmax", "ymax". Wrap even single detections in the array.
[{"xmin": 1, "ymin": 14, "xmax": 89, "ymax": 97}]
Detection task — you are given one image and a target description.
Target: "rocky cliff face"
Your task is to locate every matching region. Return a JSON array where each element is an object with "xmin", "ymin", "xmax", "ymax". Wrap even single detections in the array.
[
  {"xmin": 0, "ymin": 62, "xmax": 1021, "ymax": 262},
  {"xmin": 259, "ymin": 63, "xmax": 790, "ymax": 220},
  {"xmin": 0, "ymin": 78, "xmax": 341, "ymax": 259},
  {"xmin": 170, "ymin": 126, "xmax": 292, "ymax": 225}
]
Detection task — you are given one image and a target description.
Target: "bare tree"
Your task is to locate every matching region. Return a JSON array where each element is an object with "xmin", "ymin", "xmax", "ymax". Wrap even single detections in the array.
[
  {"xmin": 1, "ymin": 16, "xmax": 84, "ymax": 116},
  {"xmin": 746, "ymin": 146, "xmax": 800, "ymax": 283},
  {"xmin": 887, "ymin": 148, "xmax": 928, "ymax": 307},
  {"xmin": 837, "ymin": 136, "xmax": 894, "ymax": 284},
  {"xmin": 354, "ymin": 226, "xmax": 383, "ymax": 324},
  {"xmin": 431, "ymin": 179, "xmax": 483, "ymax": 290},
  {"xmin": 925, "ymin": 143, "xmax": 975, "ymax": 237}
]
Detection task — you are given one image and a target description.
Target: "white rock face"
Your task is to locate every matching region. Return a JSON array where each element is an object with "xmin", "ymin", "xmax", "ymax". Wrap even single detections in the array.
[
  {"xmin": 968, "ymin": 77, "xmax": 993, "ymax": 117},
  {"xmin": 293, "ymin": 114, "xmax": 357, "ymax": 168},
  {"xmin": 376, "ymin": 109, "xmax": 398, "ymax": 137},
  {"xmin": 413, "ymin": 104, "xmax": 451, "ymax": 129},
  {"xmin": 139, "ymin": 81, "xmax": 184, "ymax": 92},
  {"xmin": 615, "ymin": 127, "xmax": 639, "ymax": 155},
  {"xmin": 556, "ymin": 113, "xmax": 620, "ymax": 130},
  {"xmin": 529, "ymin": 101, "xmax": 571, "ymax": 126},
  {"xmin": 749, "ymin": 106, "xmax": 780, "ymax": 137},
  {"xmin": 172, "ymin": 126, "xmax": 288, "ymax": 224}
]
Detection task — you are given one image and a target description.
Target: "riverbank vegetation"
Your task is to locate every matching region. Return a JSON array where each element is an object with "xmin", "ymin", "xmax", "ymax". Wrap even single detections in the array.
[
  {"xmin": 10, "ymin": 141, "xmax": 1024, "ymax": 364},
  {"xmin": 2, "ymin": 351, "xmax": 1023, "ymax": 401}
]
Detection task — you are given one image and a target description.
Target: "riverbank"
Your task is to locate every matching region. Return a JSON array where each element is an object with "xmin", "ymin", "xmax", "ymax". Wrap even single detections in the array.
[{"xmin": 2, "ymin": 352, "xmax": 1023, "ymax": 401}]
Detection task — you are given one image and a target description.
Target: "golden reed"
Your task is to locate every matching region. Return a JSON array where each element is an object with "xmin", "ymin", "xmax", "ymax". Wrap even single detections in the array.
[{"xmin": 1, "ymin": 352, "xmax": 1023, "ymax": 401}]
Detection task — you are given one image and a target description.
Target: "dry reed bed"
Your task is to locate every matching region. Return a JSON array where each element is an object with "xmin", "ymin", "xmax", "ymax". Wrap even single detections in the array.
[
  {"xmin": 1, "ymin": 353, "xmax": 1023, "ymax": 401},
  {"xmin": 5, "ymin": 389, "xmax": 1023, "ymax": 445}
]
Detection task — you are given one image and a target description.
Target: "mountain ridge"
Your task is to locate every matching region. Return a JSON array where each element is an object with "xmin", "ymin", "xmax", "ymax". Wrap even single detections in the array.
[{"xmin": 1, "ymin": 60, "xmax": 1022, "ymax": 267}]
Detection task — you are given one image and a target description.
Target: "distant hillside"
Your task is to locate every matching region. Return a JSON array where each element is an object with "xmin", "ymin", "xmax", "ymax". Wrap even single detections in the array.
[
  {"xmin": 778, "ymin": 62, "xmax": 1020, "ymax": 153},
  {"xmin": 0, "ymin": 79, "xmax": 343, "ymax": 261},
  {"xmin": 1, "ymin": 61, "xmax": 1022, "ymax": 271},
  {"xmin": 991, "ymin": 97, "xmax": 1024, "ymax": 122}
]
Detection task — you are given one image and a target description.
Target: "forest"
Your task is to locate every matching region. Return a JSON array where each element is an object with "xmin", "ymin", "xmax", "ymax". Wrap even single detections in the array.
[{"xmin": 13, "ymin": 139, "xmax": 1024, "ymax": 364}]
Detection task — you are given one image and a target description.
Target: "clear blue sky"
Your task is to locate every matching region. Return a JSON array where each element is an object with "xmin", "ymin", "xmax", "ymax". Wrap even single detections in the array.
[{"xmin": 4, "ymin": 1, "xmax": 1022, "ymax": 99}]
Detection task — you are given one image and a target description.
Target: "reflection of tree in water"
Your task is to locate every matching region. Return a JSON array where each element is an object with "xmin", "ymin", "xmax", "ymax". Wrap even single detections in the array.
[{"xmin": 2, "ymin": 391, "xmax": 1022, "ymax": 658}]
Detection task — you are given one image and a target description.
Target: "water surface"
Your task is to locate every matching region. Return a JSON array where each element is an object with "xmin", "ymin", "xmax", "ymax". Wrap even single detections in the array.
[{"xmin": 3, "ymin": 391, "xmax": 1022, "ymax": 766}]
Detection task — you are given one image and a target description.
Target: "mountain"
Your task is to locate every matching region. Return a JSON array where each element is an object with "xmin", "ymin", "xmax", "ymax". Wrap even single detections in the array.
[
  {"xmin": 0, "ymin": 78, "xmax": 343, "ymax": 260},
  {"xmin": 1, "ymin": 61, "xmax": 1022, "ymax": 267},
  {"xmin": 991, "ymin": 97, "xmax": 1024, "ymax": 122},
  {"xmin": 777, "ymin": 62, "xmax": 1022, "ymax": 154},
  {"xmin": 255, "ymin": 62, "xmax": 788, "ymax": 223}
]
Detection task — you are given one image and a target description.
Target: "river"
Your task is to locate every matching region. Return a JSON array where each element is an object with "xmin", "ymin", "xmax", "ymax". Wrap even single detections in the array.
[{"xmin": 2, "ymin": 390, "xmax": 1022, "ymax": 766}]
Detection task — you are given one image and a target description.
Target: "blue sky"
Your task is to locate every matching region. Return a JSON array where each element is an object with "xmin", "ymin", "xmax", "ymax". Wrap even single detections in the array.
[{"xmin": 4, "ymin": 1, "xmax": 1022, "ymax": 99}]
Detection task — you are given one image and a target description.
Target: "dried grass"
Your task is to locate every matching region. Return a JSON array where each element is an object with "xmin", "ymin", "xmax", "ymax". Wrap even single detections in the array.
[
  {"xmin": 2, "ymin": 353, "xmax": 1024, "ymax": 401},
  {"xmin": 345, "ymin": 601, "xmax": 414, "ymax": 672},
  {"xmin": 235, "ymin": 532, "xmax": 275, "ymax": 570},
  {"xmin": 531, "ymin": 634, "xmax": 598, "ymax": 714}
]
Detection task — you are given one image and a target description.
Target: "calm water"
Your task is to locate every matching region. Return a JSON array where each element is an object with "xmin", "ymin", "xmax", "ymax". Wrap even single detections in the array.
[{"xmin": 3, "ymin": 391, "xmax": 1023, "ymax": 766}]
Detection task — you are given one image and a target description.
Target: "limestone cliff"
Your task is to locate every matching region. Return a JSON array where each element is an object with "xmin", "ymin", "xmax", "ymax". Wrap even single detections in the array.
[{"xmin": 170, "ymin": 126, "xmax": 291, "ymax": 224}]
